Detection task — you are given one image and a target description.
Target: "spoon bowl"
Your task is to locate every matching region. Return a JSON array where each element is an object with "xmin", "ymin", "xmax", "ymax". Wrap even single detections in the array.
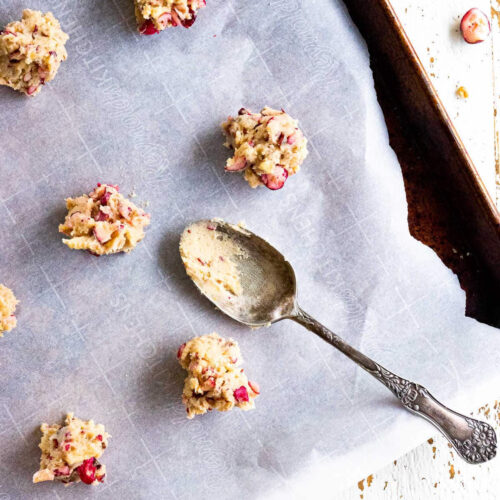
[{"xmin": 180, "ymin": 219, "xmax": 297, "ymax": 326}]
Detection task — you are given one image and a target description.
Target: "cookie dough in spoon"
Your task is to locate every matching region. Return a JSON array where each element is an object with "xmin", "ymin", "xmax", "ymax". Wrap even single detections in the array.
[{"xmin": 179, "ymin": 220, "xmax": 246, "ymax": 302}]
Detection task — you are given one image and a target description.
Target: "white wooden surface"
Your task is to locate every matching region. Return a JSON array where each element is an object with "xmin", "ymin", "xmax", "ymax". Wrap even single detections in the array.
[
  {"xmin": 339, "ymin": 1, "xmax": 500, "ymax": 498},
  {"xmin": 340, "ymin": 402, "xmax": 500, "ymax": 499},
  {"xmin": 392, "ymin": 0, "xmax": 498, "ymax": 206}
]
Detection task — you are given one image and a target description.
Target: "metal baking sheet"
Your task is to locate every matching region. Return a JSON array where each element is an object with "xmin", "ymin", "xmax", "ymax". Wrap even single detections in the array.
[{"xmin": 344, "ymin": 0, "xmax": 500, "ymax": 326}]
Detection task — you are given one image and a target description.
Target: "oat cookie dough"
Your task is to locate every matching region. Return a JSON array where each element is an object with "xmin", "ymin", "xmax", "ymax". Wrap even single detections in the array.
[
  {"xmin": 178, "ymin": 333, "xmax": 259, "ymax": 419},
  {"xmin": 0, "ymin": 9, "xmax": 68, "ymax": 96},
  {"xmin": 59, "ymin": 183, "xmax": 150, "ymax": 255},
  {"xmin": 179, "ymin": 219, "xmax": 246, "ymax": 299},
  {"xmin": 221, "ymin": 106, "xmax": 308, "ymax": 190},
  {"xmin": 33, "ymin": 413, "xmax": 110, "ymax": 485},
  {"xmin": 135, "ymin": 0, "xmax": 206, "ymax": 34},
  {"xmin": 0, "ymin": 284, "xmax": 18, "ymax": 335}
]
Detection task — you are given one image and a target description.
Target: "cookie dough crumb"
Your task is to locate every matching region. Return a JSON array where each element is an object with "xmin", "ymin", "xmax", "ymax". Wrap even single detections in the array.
[
  {"xmin": 179, "ymin": 219, "xmax": 246, "ymax": 298},
  {"xmin": 456, "ymin": 86, "xmax": 469, "ymax": 99},
  {"xmin": 178, "ymin": 333, "xmax": 259, "ymax": 419},
  {"xmin": 0, "ymin": 285, "xmax": 18, "ymax": 335},
  {"xmin": 0, "ymin": 9, "xmax": 68, "ymax": 96},
  {"xmin": 135, "ymin": 0, "xmax": 206, "ymax": 34},
  {"xmin": 59, "ymin": 183, "xmax": 151, "ymax": 255},
  {"xmin": 221, "ymin": 106, "xmax": 308, "ymax": 190},
  {"xmin": 33, "ymin": 413, "xmax": 110, "ymax": 485}
]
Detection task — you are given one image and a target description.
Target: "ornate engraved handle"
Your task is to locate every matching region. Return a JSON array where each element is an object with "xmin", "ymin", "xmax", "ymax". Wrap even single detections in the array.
[{"xmin": 292, "ymin": 307, "xmax": 497, "ymax": 464}]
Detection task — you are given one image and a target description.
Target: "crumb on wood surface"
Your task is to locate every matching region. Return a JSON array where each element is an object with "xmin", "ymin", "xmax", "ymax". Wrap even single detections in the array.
[{"xmin": 456, "ymin": 86, "xmax": 469, "ymax": 98}]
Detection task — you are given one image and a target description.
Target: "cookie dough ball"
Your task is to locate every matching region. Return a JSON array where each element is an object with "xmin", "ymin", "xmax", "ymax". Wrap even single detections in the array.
[
  {"xmin": 0, "ymin": 284, "xmax": 18, "ymax": 335},
  {"xmin": 178, "ymin": 333, "xmax": 259, "ymax": 419},
  {"xmin": 33, "ymin": 413, "xmax": 110, "ymax": 485},
  {"xmin": 59, "ymin": 184, "xmax": 151, "ymax": 256},
  {"xmin": 221, "ymin": 106, "xmax": 308, "ymax": 190},
  {"xmin": 135, "ymin": 0, "xmax": 206, "ymax": 34},
  {"xmin": 0, "ymin": 10, "xmax": 68, "ymax": 96}
]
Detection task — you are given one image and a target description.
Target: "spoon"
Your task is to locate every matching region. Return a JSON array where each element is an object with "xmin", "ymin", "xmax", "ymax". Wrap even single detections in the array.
[{"xmin": 180, "ymin": 219, "xmax": 497, "ymax": 464}]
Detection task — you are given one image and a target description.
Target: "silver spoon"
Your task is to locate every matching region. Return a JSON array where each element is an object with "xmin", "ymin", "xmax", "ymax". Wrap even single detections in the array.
[{"xmin": 180, "ymin": 219, "xmax": 497, "ymax": 464}]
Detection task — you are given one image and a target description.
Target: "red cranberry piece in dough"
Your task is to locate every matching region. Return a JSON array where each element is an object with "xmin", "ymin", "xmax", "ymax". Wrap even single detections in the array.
[
  {"xmin": 118, "ymin": 202, "xmax": 132, "ymax": 219},
  {"xmin": 261, "ymin": 166, "xmax": 288, "ymax": 190},
  {"xmin": 100, "ymin": 190, "xmax": 112, "ymax": 205},
  {"xmin": 171, "ymin": 10, "xmax": 180, "ymax": 26},
  {"xmin": 225, "ymin": 156, "xmax": 247, "ymax": 171},
  {"xmin": 461, "ymin": 8, "xmax": 490, "ymax": 44},
  {"xmin": 139, "ymin": 19, "xmax": 159, "ymax": 35},
  {"xmin": 181, "ymin": 8, "xmax": 197, "ymax": 28},
  {"xmin": 177, "ymin": 343, "xmax": 186, "ymax": 359},
  {"xmin": 233, "ymin": 386, "xmax": 249, "ymax": 402},
  {"xmin": 95, "ymin": 210, "xmax": 109, "ymax": 222},
  {"xmin": 248, "ymin": 380, "xmax": 260, "ymax": 394},
  {"xmin": 93, "ymin": 225, "xmax": 111, "ymax": 244},
  {"xmin": 77, "ymin": 458, "xmax": 97, "ymax": 485},
  {"xmin": 54, "ymin": 466, "xmax": 70, "ymax": 477},
  {"xmin": 158, "ymin": 12, "xmax": 171, "ymax": 29}
]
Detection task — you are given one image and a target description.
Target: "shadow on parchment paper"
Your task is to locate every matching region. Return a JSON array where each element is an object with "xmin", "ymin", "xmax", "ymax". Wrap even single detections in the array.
[
  {"xmin": 51, "ymin": 203, "xmax": 69, "ymax": 225},
  {"xmin": 158, "ymin": 230, "xmax": 219, "ymax": 320},
  {"xmin": 1, "ymin": 425, "xmax": 42, "ymax": 492},
  {"xmin": 46, "ymin": 205, "xmax": 70, "ymax": 244},
  {"xmin": 28, "ymin": 204, "xmax": 69, "ymax": 252},
  {"xmin": 109, "ymin": 0, "xmax": 136, "ymax": 23},
  {"xmin": 141, "ymin": 343, "xmax": 186, "ymax": 416},
  {"xmin": 0, "ymin": 86, "xmax": 26, "ymax": 101},
  {"xmin": 196, "ymin": 123, "xmax": 230, "ymax": 170},
  {"xmin": 196, "ymin": 124, "xmax": 276, "ymax": 202},
  {"xmin": 158, "ymin": 229, "xmax": 189, "ymax": 282}
]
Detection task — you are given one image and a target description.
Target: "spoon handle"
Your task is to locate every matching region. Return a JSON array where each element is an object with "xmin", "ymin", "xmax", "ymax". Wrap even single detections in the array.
[{"xmin": 292, "ymin": 307, "xmax": 497, "ymax": 464}]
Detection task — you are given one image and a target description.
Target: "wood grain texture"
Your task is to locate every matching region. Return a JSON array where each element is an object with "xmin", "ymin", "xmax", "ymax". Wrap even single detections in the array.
[{"xmin": 340, "ymin": 399, "xmax": 500, "ymax": 500}]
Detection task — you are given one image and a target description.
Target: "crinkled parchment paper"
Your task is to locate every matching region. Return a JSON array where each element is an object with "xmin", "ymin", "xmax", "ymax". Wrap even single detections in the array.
[{"xmin": 1, "ymin": 0, "xmax": 499, "ymax": 498}]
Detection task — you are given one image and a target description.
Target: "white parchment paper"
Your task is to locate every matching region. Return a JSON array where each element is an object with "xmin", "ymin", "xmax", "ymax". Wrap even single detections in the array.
[{"xmin": 1, "ymin": 0, "xmax": 499, "ymax": 498}]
